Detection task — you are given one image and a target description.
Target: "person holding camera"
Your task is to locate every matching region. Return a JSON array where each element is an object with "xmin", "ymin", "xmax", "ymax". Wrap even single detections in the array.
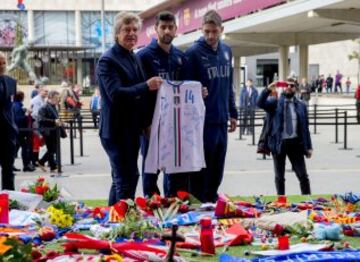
[{"xmin": 257, "ymin": 78, "xmax": 312, "ymax": 195}]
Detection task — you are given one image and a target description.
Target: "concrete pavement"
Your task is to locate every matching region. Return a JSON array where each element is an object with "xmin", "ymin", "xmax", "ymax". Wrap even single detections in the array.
[{"xmin": 13, "ymin": 95, "xmax": 360, "ymax": 200}]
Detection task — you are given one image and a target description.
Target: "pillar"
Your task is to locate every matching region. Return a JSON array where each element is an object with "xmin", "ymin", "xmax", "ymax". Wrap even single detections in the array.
[
  {"xmin": 75, "ymin": 10, "xmax": 82, "ymax": 47},
  {"xmin": 27, "ymin": 10, "xmax": 34, "ymax": 42},
  {"xmin": 233, "ymin": 56, "xmax": 241, "ymax": 96},
  {"xmin": 299, "ymin": 45, "xmax": 309, "ymax": 81},
  {"xmin": 77, "ymin": 58, "xmax": 83, "ymax": 87},
  {"xmin": 278, "ymin": 45, "xmax": 289, "ymax": 81}
]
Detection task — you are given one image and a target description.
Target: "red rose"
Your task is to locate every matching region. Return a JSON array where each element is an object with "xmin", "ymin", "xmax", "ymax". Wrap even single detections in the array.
[
  {"xmin": 35, "ymin": 186, "xmax": 44, "ymax": 195},
  {"xmin": 151, "ymin": 193, "xmax": 162, "ymax": 202},
  {"xmin": 42, "ymin": 184, "xmax": 49, "ymax": 192},
  {"xmin": 31, "ymin": 249, "xmax": 42, "ymax": 260},
  {"xmin": 179, "ymin": 204, "xmax": 189, "ymax": 213},
  {"xmin": 135, "ymin": 197, "xmax": 148, "ymax": 210},
  {"xmin": 150, "ymin": 194, "xmax": 162, "ymax": 209},
  {"xmin": 37, "ymin": 177, "xmax": 45, "ymax": 183},
  {"xmin": 113, "ymin": 200, "xmax": 128, "ymax": 218},
  {"xmin": 177, "ymin": 191, "xmax": 190, "ymax": 201},
  {"xmin": 272, "ymin": 224, "xmax": 284, "ymax": 236},
  {"xmin": 161, "ymin": 197, "xmax": 171, "ymax": 207},
  {"xmin": 63, "ymin": 243, "xmax": 79, "ymax": 253},
  {"xmin": 21, "ymin": 188, "xmax": 29, "ymax": 193},
  {"xmin": 45, "ymin": 250, "xmax": 59, "ymax": 259},
  {"xmin": 39, "ymin": 226, "xmax": 56, "ymax": 241}
]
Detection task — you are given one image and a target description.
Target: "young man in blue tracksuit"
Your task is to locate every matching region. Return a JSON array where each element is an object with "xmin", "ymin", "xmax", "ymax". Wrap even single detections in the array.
[
  {"xmin": 183, "ymin": 10, "xmax": 238, "ymax": 203},
  {"xmin": 137, "ymin": 11, "xmax": 186, "ymax": 198}
]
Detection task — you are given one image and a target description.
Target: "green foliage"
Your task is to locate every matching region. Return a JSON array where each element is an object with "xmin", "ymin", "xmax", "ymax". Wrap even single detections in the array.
[
  {"xmin": 348, "ymin": 51, "xmax": 360, "ymax": 61},
  {"xmin": 43, "ymin": 184, "xmax": 60, "ymax": 202},
  {"xmin": 102, "ymin": 206, "xmax": 160, "ymax": 241},
  {"xmin": 51, "ymin": 200, "xmax": 76, "ymax": 216},
  {"xmin": 0, "ymin": 238, "xmax": 32, "ymax": 262},
  {"xmin": 285, "ymin": 222, "xmax": 314, "ymax": 237},
  {"xmin": 8, "ymin": 200, "xmax": 26, "ymax": 211},
  {"xmin": 15, "ymin": 20, "xmax": 23, "ymax": 47},
  {"xmin": 83, "ymin": 199, "xmax": 107, "ymax": 207}
]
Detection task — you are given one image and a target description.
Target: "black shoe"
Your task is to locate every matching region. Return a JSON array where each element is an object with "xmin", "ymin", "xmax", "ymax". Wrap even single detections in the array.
[
  {"xmin": 23, "ymin": 166, "xmax": 36, "ymax": 172},
  {"xmin": 13, "ymin": 166, "xmax": 21, "ymax": 172}
]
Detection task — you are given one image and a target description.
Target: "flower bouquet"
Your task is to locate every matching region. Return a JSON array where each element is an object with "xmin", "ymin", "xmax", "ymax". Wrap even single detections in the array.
[
  {"xmin": 20, "ymin": 177, "xmax": 60, "ymax": 202},
  {"xmin": 102, "ymin": 200, "xmax": 161, "ymax": 241},
  {"xmin": 135, "ymin": 192, "xmax": 192, "ymax": 222},
  {"xmin": 45, "ymin": 201, "xmax": 76, "ymax": 228}
]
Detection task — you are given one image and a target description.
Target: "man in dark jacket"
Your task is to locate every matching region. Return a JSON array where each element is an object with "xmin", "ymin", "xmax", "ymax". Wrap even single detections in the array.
[
  {"xmin": 38, "ymin": 90, "xmax": 63, "ymax": 172},
  {"xmin": 257, "ymin": 78, "xmax": 312, "ymax": 195},
  {"xmin": 96, "ymin": 12, "xmax": 162, "ymax": 205},
  {"xmin": 183, "ymin": 10, "xmax": 238, "ymax": 203},
  {"xmin": 0, "ymin": 52, "xmax": 17, "ymax": 190},
  {"xmin": 326, "ymin": 74, "xmax": 333, "ymax": 93},
  {"xmin": 13, "ymin": 91, "xmax": 34, "ymax": 172},
  {"xmin": 239, "ymin": 79, "xmax": 258, "ymax": 135}
]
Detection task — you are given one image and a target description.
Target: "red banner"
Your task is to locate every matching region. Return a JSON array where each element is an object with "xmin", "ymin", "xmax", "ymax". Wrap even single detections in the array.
[{"xmin": 138, "ymin": 0, "xmax": 285, "ymax": 46}]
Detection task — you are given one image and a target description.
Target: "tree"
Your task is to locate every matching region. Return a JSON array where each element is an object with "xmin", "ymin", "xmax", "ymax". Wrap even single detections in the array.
[
  {"xmin": 348, "ymin": 38, "xmax": 360, "ymax": 85},
  {"xmin": 15, "ymin": 18, "xmax": 23, "ymax": 46}
]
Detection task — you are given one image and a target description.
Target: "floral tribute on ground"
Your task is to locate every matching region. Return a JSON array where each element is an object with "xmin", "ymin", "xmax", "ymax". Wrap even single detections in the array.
[{"xmin": 0, "ymin": 178, "xmax": 360, "ymax": 261}]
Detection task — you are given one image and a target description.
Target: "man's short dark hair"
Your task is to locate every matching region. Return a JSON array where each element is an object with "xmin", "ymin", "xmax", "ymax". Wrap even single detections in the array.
[
  {"xmin": 14, "ymin": 91, "xmax": 24, "ymax": 102},
  {"xmin": 287, "ymin": 77, "xmax": 296, "ymax": 83},
  {"xmin": 155, "ymin": 11, "xmax": 176, "ymax": 26}
]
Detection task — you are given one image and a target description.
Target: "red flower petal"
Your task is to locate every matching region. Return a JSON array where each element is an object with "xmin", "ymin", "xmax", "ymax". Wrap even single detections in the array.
[
  {"xmin": 177, "ymin": 191, "xmax": 190, "ymax": 201},
  {"xmin": 135, "ymin": 197, "xmax": 148, "ymax": 209}
]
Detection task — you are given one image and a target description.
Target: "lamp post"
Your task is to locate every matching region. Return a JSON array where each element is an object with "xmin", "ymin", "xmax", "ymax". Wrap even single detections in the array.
[{"xmin": 101, "ymin": 0, "xmax": 106, "ymax": 53}]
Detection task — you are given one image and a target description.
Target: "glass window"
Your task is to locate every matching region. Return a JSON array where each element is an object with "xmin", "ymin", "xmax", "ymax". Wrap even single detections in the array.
[
  {"xmin": 81, "ymin": 11, "xmax": 117, "ymax": 50},
  {"xmin": 34, "ymin": 11, "xmax": 75, "ymax": 45},
  {"xmin": 0, "ymin": 11, "xmax": 27, "ymax": 46}
]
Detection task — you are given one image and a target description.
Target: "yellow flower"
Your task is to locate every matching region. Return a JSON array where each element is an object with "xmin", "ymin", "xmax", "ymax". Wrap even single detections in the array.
[
  {"xmin": 50, "ymin": 217, "xmax": 58, "ymax": 225},
  {"xmin": 105, "ymin": 254, "xmax": 123, "ymax": 262}
]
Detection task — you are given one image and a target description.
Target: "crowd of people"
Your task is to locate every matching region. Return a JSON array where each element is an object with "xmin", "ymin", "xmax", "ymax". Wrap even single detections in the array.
[
  {"xmin": 310, "ymin": 71, "xmax": 353, "ymax": 94},
  {"xmin": 0, "ymin": 51, "xmax": 83, "ymax": 189}
]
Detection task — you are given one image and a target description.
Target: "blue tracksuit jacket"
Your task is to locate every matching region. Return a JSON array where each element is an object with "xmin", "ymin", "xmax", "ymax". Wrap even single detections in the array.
[{"xmin": 183, "ymin": 37, "xmax": 238, "ymax": 124}]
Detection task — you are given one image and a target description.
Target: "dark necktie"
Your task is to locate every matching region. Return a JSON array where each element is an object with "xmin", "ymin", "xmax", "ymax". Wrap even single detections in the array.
[
  {"xmin": 285, "ymin": 101, "xmax": 293, "ymax": 136},
  {"xmin": 130, "ymin": 52, "xmax": 145, "ymax": 81}
]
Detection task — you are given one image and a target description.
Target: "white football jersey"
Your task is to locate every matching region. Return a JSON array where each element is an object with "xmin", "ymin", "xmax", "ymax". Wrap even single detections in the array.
[{"xmin": 145, "ymin": 80, "xmax": 206, "ymax": 174}]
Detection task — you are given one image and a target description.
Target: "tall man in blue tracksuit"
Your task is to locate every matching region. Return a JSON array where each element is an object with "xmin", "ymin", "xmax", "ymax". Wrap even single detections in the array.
[
  {"xmin": 137, "ymin": 11, "xmax": 186, "ymax": 198},
  {"xmin": 183, "ymin": 10, "xmax": 238, "ymax": 203},
  {"xmin": 257, "ymin": 78, "xmax": 312, "ymax": 195},
  {"xmin": 96, "ymin": 12, "xmax": 162, "ymax": 205},
  {"xmin": 0, "ymin": 52, "xmax": 17, "ymax": 190}
]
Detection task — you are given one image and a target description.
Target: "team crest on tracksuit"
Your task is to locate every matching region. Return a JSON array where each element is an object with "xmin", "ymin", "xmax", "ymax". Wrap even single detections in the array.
[
  {"xmin": 224, "ymin": 51, "xmax": 229, "ymax": 61},
  {"xmin": 177, "ymin": 57, "xmax": 183, "ymax": 65}
]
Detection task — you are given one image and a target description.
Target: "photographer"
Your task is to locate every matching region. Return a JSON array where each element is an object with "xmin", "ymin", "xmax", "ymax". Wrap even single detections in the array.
[{"xmin": 257, "ymin": 78, "xmax": 312, "ymax": 195}]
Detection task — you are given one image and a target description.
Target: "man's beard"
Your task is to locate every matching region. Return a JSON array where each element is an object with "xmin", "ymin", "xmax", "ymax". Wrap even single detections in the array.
[
  {"xmin": 284, "ymin": 92, "xmax": 295, "ymax": 99},
  {"xmin": 159, "ymin": 35, "xmax": 173, "ymax": 45}
]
